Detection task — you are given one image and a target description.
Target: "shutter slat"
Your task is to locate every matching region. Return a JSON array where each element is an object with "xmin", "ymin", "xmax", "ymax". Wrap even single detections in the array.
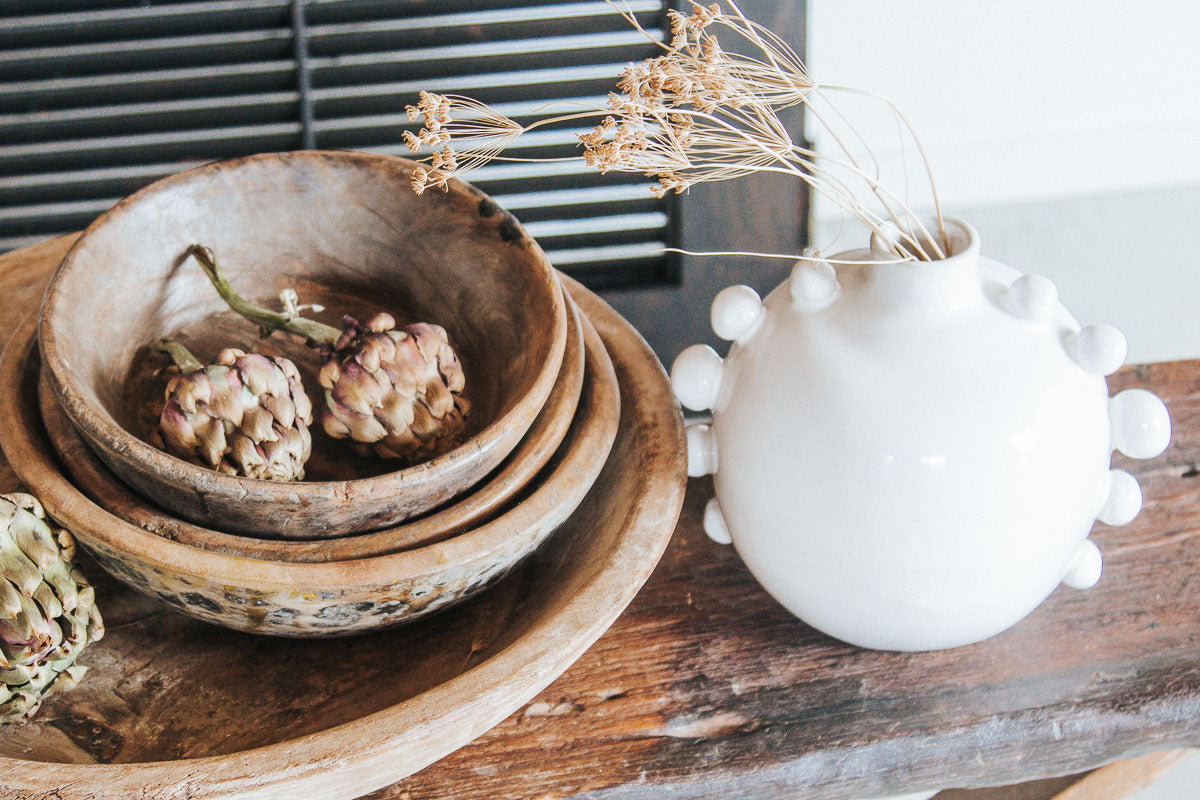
[
  {"xmin": 523, "ymin": 212, "xmax": 668, "ymax": 239},
  {"xmin": 491, "ymin": 184, "xmax": 657, "ymax": 211},
  {"xmin": 0, "ymin": 162, "xmax": 204, "ymax": 206},
  {"xmin": 0, "ymin": 93, "xmax": 299, "ymax": 145},
  {"xmin": 0, "ymin": 123, "xmax": 303, "ymax": 176},
  {"xmin": 0, "ymin": 4, "xmax": 657, "ymax": 80},
  {"xmin": 545, "ymin": 241, "xmax": 667, "ymax": 265},
  {"xmin": 0, "ymin": 32, "xmax": 656, "ymax": 114},
  {"xmin": 310, "ymin": 30, "xmax": 662, "ymax": 87},
  {"xmin": 0, "ymin": 3, "xmax": 290, "ymax": 49},
  {"xmin": 0, "ymin": 67, "xmax": 626, "ymax": 143},
  {"xmin": 308, "ymin": 2, "xmax": 660, "ymax": 55},
  {"xmin": 0, "ymin": 29, "xmax": 295, "ymax": 82},
  {"xmin": 0, "ymin": 62, "xmax": 296, "ymax": 113}
]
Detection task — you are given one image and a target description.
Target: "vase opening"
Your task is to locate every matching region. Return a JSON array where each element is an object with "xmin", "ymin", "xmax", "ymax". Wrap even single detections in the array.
[
  {"xmin": 869, "ymin": 216, "xmax": 972, "ymax": 262},
  {"xmin": 860, "ymin": 217, "xmax": 983, "ymax": 311}
]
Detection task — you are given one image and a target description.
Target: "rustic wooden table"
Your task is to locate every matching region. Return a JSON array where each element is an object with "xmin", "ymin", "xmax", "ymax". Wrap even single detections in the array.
[
  {"xmin": 374, "ymin": 372, "xmax": 1200, "ymax": 798},
  {"xmin": 2, "ymin": 237, "xmax": 1198, "ymax": 799}
]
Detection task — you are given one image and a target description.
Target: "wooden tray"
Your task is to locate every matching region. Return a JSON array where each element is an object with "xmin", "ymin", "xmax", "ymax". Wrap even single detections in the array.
[{"xmin": 0, "ymin": 237, "xmax": 686, "ymax": 799}]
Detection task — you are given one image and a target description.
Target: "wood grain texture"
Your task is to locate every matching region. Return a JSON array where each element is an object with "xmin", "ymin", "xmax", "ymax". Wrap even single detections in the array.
[
  {"xmin": 1046, "ymin": 749, "xmax": 1194, "ymax": 800},
  {"xmin": 38, "ymin": 152, "xmax": 569, "ymax": 538},
  {"xmin": 0, "ymin": 239, "xmax": 687, "ymax": 797},
  {"xmin": 934, "ymin": 749, "xmax": 1195, "ymax": 800}
]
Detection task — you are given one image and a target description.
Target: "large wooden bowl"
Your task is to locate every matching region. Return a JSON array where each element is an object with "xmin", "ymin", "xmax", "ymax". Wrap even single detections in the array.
[
  {"xmin": 38, "ymin": 151, "xmax": 568, "ymax": 537},
  {"xmin": 1, "ymin": 307, "xmax": 617, "ymax": 637},
  {"xmin": 0, "ymin": 272, "xmax": 687, "ymax": 800},
  {"xmin": 36, "ymin": 299, "xmax": 594, "ymax": 561}
]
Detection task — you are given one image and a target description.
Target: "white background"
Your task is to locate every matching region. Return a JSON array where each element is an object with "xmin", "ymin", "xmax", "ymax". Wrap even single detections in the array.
[{"xmin": 805, "ymin": 0, "xmax": 1200, "ymax": 363}]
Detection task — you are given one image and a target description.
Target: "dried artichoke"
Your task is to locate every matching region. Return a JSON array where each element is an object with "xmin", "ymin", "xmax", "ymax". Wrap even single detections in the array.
[
  {"xmin": 0, "ymin": 493, "xmax": 104, "ymax": 723},
  {"xmin": 158, "ymin": 341, "xmax": 314, "ymax": 481}
]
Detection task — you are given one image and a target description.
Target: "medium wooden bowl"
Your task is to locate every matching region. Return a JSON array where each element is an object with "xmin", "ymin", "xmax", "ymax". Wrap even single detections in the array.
[
  {"xmin": 38, "ymin": 151, "xmax": 568, "ymax": 538},
  {"xmin": 0, "ymin": 266, "xmax": 687, "ymax": 799},
  {"xmin": 0, "ymin": 308, "xmax": 617, "ymax": 637},
  {"xmin": 36, "ymin": 298, "xmax": 594, "ymax": 561}
]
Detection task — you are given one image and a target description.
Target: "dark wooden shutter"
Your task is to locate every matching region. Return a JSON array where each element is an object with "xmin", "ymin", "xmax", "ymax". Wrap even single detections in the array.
[
  {"xmin": 0, "ymin": 0, "xmax": 805, "ymax": 359},
  {"xmin": 0, "ymin": 0, "xmax": 675, "ymax": 289}
]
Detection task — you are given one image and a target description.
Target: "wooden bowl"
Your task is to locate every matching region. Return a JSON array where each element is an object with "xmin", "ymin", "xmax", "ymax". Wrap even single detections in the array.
[
  {"xmin": 0, "ymin": 272, "xmax": 687, "ymax": 799},
  {"xmin": 38, "ymin": 151, "xmax": 568, "ymax": 538},
  {"xmin": 36, "ymin": 298, "xmax": 594, "ymax": 561},
  {"xmin": 1, "ymin": 307, "xmax": 617, "ymax": 637}
]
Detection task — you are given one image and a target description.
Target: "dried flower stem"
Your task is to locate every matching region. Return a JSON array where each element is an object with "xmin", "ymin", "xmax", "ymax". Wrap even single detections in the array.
[
  {"xmin": 157, "ymin": 340, "xmax": 203, "ymax": 373},
  {"xmin": 182, "ymin": 245, "xmax": 341, "ymax": 347},
  {"xmin": 403, "ymin": 0, "xmax": 947, "ymax": 262}
]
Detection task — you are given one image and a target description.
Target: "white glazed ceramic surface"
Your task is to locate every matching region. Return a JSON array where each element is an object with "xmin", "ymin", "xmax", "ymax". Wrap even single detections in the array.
[{"xmin": 672, "ymin": 218, "xmax": 1171, "ymax": 651}]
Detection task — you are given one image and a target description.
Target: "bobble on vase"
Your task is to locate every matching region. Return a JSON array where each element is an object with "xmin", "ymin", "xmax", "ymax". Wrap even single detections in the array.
[
  {"xmin": 711, "ymin": 285, "xmax": 764, "ymax": 344},
  {"xmin": 671, "ymin": 345, "xmax": 724, "ymax": 412},
  {"xmin": 1007, "ymin": 274, "xmax": 1059, "ymax": 322},
  {"xmin": 1097, "ymin": 468, "xmax": 1143, "ymax": 527},
  {"xmin": 703, "ymin": 498, "xmax": 732, "ymax": 545},
  {"xmin": 790, "ymin": 259, "xmax": 839, "ymax": 312},
  {"xmin": 1109, "ymin": 389, "xmax": 1171, "ymax": 459},
  {"xmin": 1062, "ymin": 539, "xmax": 1103, "ymax": 590},
  {"xmin": 1066, "ymin": 324, "xmax": 1128, "ymax": 376},
  {"xmin": 686, "ymin": 422, "xmax": 717, "ymax": 477}
]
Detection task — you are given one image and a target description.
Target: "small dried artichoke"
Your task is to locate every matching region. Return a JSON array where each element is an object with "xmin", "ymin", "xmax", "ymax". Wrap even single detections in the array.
[
  {"xmin": 319, "ymin": 313, "xmax": 469, "ymax": 459},
  {"xmin": 158, "ymin": 343, "xmax": 314, "ymax": 481},
  {"xmin": 0, "ymin": 493, "xmax": 104, "ymax": 723}
]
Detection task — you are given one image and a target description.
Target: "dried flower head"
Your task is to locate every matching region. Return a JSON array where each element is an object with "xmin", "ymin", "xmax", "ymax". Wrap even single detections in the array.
[
  {"xmin": 401, "ymin": 1, "xmax": 946, "ymax": 261},
  {"xmin": 403, "ymin": 91, "xmax": 524, "ymax": 194}
]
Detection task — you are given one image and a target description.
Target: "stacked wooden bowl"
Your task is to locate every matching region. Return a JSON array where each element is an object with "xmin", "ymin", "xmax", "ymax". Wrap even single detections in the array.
[{"xmin": 0, "ymin": 151, "xmax": 684, "ymax": 639}]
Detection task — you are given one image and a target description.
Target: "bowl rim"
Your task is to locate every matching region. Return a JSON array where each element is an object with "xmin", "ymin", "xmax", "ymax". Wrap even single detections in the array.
[
  {"xmin": 36, "ymin": 294, "xmax": 591, "ymax": 558},
  {"xmin": 37, "ymin": 150, "xmax": 567, "ymax": 500},
  {"xmin": 2, "ymin": 305, "xmax": 618, "ymax": 588}
]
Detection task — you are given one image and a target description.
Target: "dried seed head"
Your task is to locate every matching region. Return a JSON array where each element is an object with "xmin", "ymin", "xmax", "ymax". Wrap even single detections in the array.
[
  {"xmin": 157, "ymin": 347, "xmax": 314, "ymax": 481},
  {"xmin": 319, "ymin": 316, "xmax": 469, "ymax": 462}
]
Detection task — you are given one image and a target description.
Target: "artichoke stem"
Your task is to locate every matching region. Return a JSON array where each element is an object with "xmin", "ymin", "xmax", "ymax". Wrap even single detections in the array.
[
  {"xmin": 157, "ymin": 340, "xmax": 204, "ymax": 374},
  {"xmin": 183, "ymin": 244, "xmax": 341, "ymax": 347}
]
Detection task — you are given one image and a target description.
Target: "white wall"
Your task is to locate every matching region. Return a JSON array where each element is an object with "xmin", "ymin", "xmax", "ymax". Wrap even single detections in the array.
[{"xmin": 805, "ymin": 0, "xmax": 1200, "ymax": 362}]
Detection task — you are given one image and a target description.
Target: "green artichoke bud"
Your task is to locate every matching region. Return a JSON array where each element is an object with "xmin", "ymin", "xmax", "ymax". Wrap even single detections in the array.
[
  {"xmin": 319, "ymin": 313, "xmax": 469, "ymax": 460},
  {"xmin": 158, "ymin": 343, "xmax": 314, "ymax": 481},
  {"xmin": 186, "ymin": 244, "xmax": 470, "ymax": 463},
  {"xmin": 0, "ymin": 493, "xmax": 104, "ymax": 723}
]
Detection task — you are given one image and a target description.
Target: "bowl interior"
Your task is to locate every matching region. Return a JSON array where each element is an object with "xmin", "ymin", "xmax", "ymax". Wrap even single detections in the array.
[{"xmin": 42, "ymin": 151, "xmax": 559, "ymax": 482}]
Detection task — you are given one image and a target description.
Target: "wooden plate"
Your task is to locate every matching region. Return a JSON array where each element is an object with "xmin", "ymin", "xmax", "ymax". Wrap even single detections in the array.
[
  {"xmin": 0, "ymin": 274, "xmax": 685, "ymax": 798},
  {"xmin": 35, "ymin": 294, "xmax": 587, "ymax": 561}
]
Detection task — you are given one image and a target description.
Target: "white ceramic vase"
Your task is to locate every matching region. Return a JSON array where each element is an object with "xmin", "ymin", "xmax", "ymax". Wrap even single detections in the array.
[{"xmin": 671, "ymin": 218, "xmax": 1171, "ymax": 651}]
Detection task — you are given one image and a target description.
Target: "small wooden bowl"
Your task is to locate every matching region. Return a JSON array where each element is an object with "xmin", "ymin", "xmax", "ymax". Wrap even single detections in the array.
[
  {"xmin": 1, "ymin": 309, "xmax": 618, "ymax": 637},
  {"xmin": 39, "ymin": 151, "xmax": 568, "ymax": 537},
  {"xmin": 37, "ymin": 299, "xmax": 594, "ymax": 561}
]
